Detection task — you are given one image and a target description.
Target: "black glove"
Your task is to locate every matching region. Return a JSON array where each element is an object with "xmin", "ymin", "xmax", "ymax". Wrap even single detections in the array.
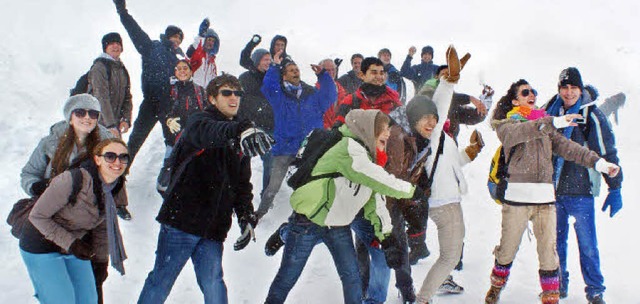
[
  {"xmin": 334, "ymin": 58, "xmax": 343, "ymax": 68},
  {"xmin": 239, "ymin": 121, "xmax": 275, "ymax": 157},
  {"xmin": 31, "ymin": 180, "xmax": 48, "ymax": 196},
  {"xmin": 234, "ymin": 213, "xmax": 258, "ymax": 251},
  {"xmin": 198, "ymin": 18, "xmax": 210, "ymax": 37},
  {"xmin": 113, "ymin": 0, "xmax": 127, "ymax": 14},
  {"xmin": 69, "ymin": 239, "xmax": 96, "ymax": 260},
  {"xmin": 380, "ymin": 235, "xmax": 403, "ymax": 269},
  {"xmin": 251, "ymin": 34, "xmax": 262, "ymax": 45}
]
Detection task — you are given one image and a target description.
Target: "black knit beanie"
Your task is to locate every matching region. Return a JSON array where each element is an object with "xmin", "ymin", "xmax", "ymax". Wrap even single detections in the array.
[
  {"xmin": 165, "ymin": 25, "xmax": 184, "ymax": 40},
  {"xmin": 102, "ymin": 32, "xmax": 122, "ymax": 52},
  {"xmin": 406, "ymin": 95, "xmax": 439, "ymax": 131},
  {"xmin": 558, "ymin": 67, "xmax": 583, "ymax": 89}
]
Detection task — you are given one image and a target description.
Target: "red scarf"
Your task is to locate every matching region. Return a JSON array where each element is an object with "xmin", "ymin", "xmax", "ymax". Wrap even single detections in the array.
[{"xmin": 376, "ymin": 149, "xmax": 388, "ymax": 166}]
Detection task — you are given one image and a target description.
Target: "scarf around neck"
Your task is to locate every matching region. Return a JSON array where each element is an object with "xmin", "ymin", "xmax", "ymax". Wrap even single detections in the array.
[
  {"xmin": 506, "ymin": 106, "xmax": 548, "ymax": 122},
  {"xmin": 360, "ymin": 83, "xmax": 387, "ymax": 98},
  {"xmin": 101, "ymin": 181, "xmax": 127, "ymax": 275}
]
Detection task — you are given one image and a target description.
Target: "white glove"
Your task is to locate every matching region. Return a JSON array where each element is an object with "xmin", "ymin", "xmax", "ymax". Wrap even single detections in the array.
[
  {"xmin": 553, "ymin": 115, "xmax": 575, "ymax": 129},
  {"xmin": 595, "ymin": 159, "xmax": 620, "ymax": 177},
  {"xmin": 166, "ymin": 117, "xmax": 181, "ymax": 134}
]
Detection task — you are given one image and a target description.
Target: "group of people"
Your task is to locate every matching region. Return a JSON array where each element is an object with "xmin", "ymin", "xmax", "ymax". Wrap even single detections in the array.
[{"xmin": 14, "ymin": 0, "xmax": 624, "ymax": 304}]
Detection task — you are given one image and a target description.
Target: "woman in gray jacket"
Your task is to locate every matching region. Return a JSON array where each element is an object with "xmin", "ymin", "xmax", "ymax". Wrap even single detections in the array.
[
  {"xmin": 484, "ymin": 79, "xmax": 619, "ymax": 304},
  {"xmin": 20, "ymin": 138, "xmax": 129, "ymax": 304}
]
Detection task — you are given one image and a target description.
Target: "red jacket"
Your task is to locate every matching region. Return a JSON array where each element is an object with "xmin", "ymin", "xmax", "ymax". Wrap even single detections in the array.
[
  {"xmin": 317, "ymin": 81, "xmax": 347, "ymax": 129},
  {"xmin": 333, "ymin": 86, "xmax": 401, "ymax": 125}
]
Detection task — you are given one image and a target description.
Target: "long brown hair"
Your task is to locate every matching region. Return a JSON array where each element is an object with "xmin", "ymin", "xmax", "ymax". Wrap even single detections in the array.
[
  {"xmin": 491, "ymin": 79, "xmax": 529, "ymax": 121},
  {"xmin": 50, "ymin": 125, "xmax": 100, "ymax": 178}
]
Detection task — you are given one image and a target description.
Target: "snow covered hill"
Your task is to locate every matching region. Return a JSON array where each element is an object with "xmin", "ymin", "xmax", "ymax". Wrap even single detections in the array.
[{"xmin": 1, "ymin": 0, "xmax": 639, "ymax": 303}]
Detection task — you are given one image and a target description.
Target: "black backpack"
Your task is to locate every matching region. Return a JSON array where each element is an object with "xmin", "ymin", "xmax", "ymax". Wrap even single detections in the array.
[
  {"xmin": 287, "ymin": 128, "xmax": 346, "ymax": 190},
  {"xmin": 7, "ymin": 168, "xmax": 83, "ymax": 239}
]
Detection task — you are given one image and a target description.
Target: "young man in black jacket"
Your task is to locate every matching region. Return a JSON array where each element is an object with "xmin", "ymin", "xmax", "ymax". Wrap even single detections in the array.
[
  {"xmin": 137, "ymin": 74, "xmax": 274, "ymax": 304},
  {"xmin": 113, "ymin": 0, "xmax": 186, "ymax": 167}
]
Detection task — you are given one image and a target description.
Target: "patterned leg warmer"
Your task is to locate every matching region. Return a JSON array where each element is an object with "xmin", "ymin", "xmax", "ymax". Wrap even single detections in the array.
[{"xmin": 539, "ymin": 269, "xmax": 560, "ymax": 304}]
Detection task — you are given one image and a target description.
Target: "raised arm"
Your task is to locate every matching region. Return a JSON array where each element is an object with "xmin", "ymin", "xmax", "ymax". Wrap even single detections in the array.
[{"xmin": 114, "ymin": 0, "xmax": 153, "ymax": 57}]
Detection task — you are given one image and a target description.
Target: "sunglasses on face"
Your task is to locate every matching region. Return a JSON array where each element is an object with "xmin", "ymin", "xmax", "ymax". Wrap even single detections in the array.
[
  {"xmin": 219, "ymin": 89, "xmax": 244, "ymax": 97},
  {"xmin": 520, "ymin": 88, "xmax": 538, "ymax": 97},
  {"xmin": 99, "ymin": 152, "xmax": 130, "ymax": 164},
  {"xmin": 73, "ymin": 109, "xmax": 100, "ymax": 120}
]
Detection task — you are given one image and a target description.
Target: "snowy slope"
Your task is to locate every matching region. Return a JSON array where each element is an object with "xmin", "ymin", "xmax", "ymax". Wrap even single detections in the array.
[{"xmin": 1, "ymin": 0, "xmax": 639, "ymax": 303}]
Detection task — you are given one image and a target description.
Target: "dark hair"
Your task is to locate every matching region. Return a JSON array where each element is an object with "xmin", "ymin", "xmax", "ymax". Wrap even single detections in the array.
[
  {"xmin": 436, "ymin": 65, "xmax": 448, "ymax": 77},
  {"xmin": 50, "ymin": 124, "xmax": 101, "ymax": 178},
  {"xmin": 92, "ymin": 138, "xmax": 128, "ymax": 157},
  {"xmin": 206, "ymin": 73, "xmax": 241, "ymax": 98},
  {"xmin": 377, "ymin": 48, "xmax": 391, "ymax": 57},
  {"xmin": 492, "ymin": 79, "xmax": 529, "ymax": 121},
  {"xmin": 361, "ymin": 57, "xmax": 384, "ymax": 74},
  {"xmin": 374, "ymin": 111, "xmax": 391, "ymax": 139},
  {"xmin": 351, "ymin": 53, "xmax": 364, "ymax": 63},
  {"xmin": 175, "ymin": 59, "xmax": 192, "ymax": 71}
]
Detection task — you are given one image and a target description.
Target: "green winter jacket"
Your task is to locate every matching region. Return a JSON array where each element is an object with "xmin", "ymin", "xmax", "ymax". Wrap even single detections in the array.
[{"xmin": 290, "ymin": 109, "xmax": 416, "ymax": 241}]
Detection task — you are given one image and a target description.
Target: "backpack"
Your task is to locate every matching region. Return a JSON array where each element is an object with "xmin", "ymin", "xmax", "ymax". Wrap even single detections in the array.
[
  {"xmin": 286, "ymin": 128, "xmax": 346, "ymax": 190},
  {"xmin": 487, "ymin": 146, "xmax": 515, "ymax": 205},
  {"xmin": 69, "ymin": 58, "xmax": 130, "ymax": 96},
  {"xmin": 7, "ymin": 168, "xmax": 83, "ymax": 239},
  {"xmin": 156, "ymin": 137, "xmax": 205, "ymax": 199}
]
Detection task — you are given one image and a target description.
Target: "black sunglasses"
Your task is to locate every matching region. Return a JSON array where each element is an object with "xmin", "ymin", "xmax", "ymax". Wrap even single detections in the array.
[
  {"xmin": 73, "ymin": 108, "xmax": 100, "ymax": 120},
  {"xmin": 520, "ymin": 88, "xmax": 538, "ymax": 97},
  {"xmin": 219, "ymin": 89, "xmax": 244, "ymax": 97},
  {"xmin": 99, "ymin": 152, "xmax": 130, "ymax": 164}
]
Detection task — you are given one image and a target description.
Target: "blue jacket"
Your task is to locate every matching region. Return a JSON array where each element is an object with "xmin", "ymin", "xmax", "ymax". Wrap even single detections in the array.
[
  {"xmin": 385, "ymin": 64, "xmax": 407, "ymax": 103},
  {"xmin": 545, "ymin": 92, "xmax": 623, "ymax": 196},
  {"xmin": 261, "ymin": 65, "xmax": 337, "ymax": 156},
  {"xmin": 400, "ymin": 55, "xmax": 439, "ymax": 91},
  {"xmin": 118, "ymin": 11, "xmax": 184, "ymax": 97}
]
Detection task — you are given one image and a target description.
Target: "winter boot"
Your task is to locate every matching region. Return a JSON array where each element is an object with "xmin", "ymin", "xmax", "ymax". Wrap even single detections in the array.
[
  {"xmin": 438, "ymin": 275, "xmax": 464, "ymax": 294},
  {"xmin": 539, "ymin": 269, "xmax": 560, "ymax": 304},
  {"xmin": 588, "ymin": 294, "xmax": 606, "ymax": 304},
  {"xmin": 485, "ymin": 285, "xmax": 503, "ymax": 304},
  {"xmin": 116, "ymin": 206, "xmax": 132, "ymax": 220},
  {"xmin": 265, "ymin": 223, "xmax": 286, "ymax": 256},
  {"xmin": 540, "ymin": 290, "xmax": 560, "ymax": 304},
  {"xmin": 408, "ymin": 232, "xmax": 430, "ymax": 265},
  {"xmin": 397, "ymin": 285, "xmax": 416, "ymax": 303},
  {"xmin": 485, "ymin": 261, "xmax": 511, "ymax": 304}
]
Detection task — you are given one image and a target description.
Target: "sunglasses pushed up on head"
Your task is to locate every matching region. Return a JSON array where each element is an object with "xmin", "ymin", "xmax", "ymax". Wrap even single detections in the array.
[
  {"xmin": 99, "ymin": 152, "xmax": 130, "ymax": 164},
  {"xmin": 73, "ymin": 108, "xmax": 100, "ymax": 120}
]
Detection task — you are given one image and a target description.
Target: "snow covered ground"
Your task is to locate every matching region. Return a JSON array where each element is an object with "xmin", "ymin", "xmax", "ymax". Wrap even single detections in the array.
[{"xmin": 1, "ymin": 0, "xmax": 639, "ymax": 303}]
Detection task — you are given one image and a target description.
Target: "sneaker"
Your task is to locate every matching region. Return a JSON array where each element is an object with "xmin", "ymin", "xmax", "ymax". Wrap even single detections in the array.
[
  {"xmin": 588, "ymin": 294, "xmax": 606, "ymax": 304},
  {"xmin": 265, "ymin": 223, "xmax": 286, "ymax": 256},
  {"xmin": 408, "ymin": 243, "xmax": 430, "ymax": 265},
  {"xmin": 438, "ymin": 275, "xmax": 464, "ymax": 294},
  {"xmin": 485, "ymin": 285, "xmax": 503, "ymax": 304},
  {"xmin": 116, "ymin": 206, "xmax": 132, "ymax": 220}
]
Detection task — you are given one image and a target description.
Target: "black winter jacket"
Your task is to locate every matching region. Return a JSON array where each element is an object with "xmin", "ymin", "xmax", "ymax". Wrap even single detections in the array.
[
  {"xmin": 165, "ymin": 80, "xmax": 206, "ymax": 145},
  {"xmin": 118, "ymin": 11, "xmax": 184, "ymax": 101},
  {"xmin": 156, "ymin": 106, "xmax": 254, "ymax": 241},
  {"xmin": 238, "ymin": 70, "xmax": 274, "ymax": 133}
]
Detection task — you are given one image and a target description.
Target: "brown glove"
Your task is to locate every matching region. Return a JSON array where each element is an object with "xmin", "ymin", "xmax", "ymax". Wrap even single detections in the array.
[
  {"xmin": 465, "ymin": 129, "xmax": 484, "ymax": 161},
  {"xmin": 444, "ymin": 45, "xmax": 471, "ymax": 83}
]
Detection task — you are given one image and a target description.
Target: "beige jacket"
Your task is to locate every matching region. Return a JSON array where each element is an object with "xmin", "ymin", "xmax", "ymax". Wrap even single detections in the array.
[
  {"xmin": 493, "ymin": 116, "xmax": 600, "ymax": 204},
  {"xmin": 29, "ymin": 168, "xmax": 128, "ymax": 262}
]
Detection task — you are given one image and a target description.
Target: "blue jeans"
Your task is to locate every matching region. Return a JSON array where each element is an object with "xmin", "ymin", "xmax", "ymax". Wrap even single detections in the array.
[
  {"xmin": 266, "ymin": 214, "xmax": 362, "ymax": 304},
  {"xmin": 556, "ymin": 195, "xmax": 605, "ymax": 298},
  {"xmin": 351, "ymin": 214, "xmax": 391, "ymax": 304},
  {"xmin": 138, "ymin": 224, "xmax": 227, "ymax": 304},
  {"xmin": 261, "ymin": 151, "xmax": 273, "ymax": 196},
  {"xmin": 20, "ymin": 249, "xmax": 97, "ymax": 304},
  {"xmin": 257, "ymin": 155, "xmax": 295, "ymax": 217}
]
